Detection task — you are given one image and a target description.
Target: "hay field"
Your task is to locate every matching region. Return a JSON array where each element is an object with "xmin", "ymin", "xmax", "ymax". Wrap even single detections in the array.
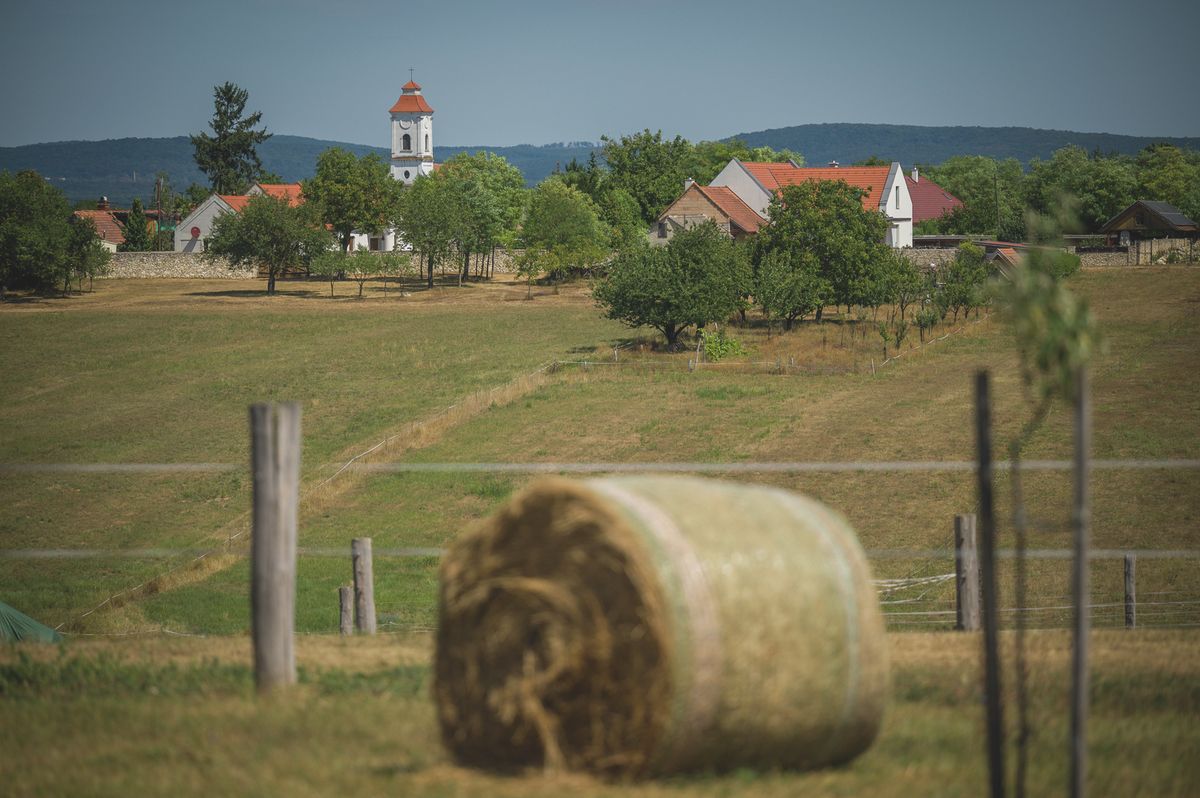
[{"xmin": 1, "ymin": 268, "xmax": 1198, "ymax": 795}]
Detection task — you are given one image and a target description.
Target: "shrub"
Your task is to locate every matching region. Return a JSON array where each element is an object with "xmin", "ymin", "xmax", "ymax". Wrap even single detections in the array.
[{"xmin": 701, "ymin": 328, "xmax": 746, "ymax": 362}]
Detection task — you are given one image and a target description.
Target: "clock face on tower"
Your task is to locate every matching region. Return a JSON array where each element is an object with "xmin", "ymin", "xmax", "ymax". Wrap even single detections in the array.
[{"xmin": 397, "ymin": 119, "xmax": 412, "ymax": 130}]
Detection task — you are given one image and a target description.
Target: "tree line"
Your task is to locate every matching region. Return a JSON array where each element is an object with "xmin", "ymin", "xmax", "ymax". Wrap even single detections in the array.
[{"xmin": 917, "ymin": 143, "xmax": 1200, "ymax": 240}]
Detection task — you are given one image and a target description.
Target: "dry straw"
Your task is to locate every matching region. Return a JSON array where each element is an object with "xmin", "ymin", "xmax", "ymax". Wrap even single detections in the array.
[{"xmin": 435, "ymin": 475, "xmax": 889, "ymax": 778}]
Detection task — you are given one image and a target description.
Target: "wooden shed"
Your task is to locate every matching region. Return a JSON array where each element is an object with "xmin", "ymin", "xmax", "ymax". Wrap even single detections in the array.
[{"xmin": 1100, "ymin": 200, "xmax": 1198, "ymax": 264}]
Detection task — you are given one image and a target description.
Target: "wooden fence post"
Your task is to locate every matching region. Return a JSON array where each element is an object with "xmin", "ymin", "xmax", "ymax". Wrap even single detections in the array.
[
  {"xmin": 1124, "ymin": 554, "xmax": 1136, "ymax": 629},
  {"xmin": 250, "ymin": 402, "xmax": 300, "ymax": 692},
  {"xmin": 954, "ymin": 514, "xmax": 982, "ymax": 631},
  {"xmin": 974, "ymin": 371, "xmax": 1005, "ymax": 798},
  {"xmin": 352, "ymin": 537, "xmax": 377, "ymax": 634},
  {"xmin": 339, "ymin": 585, "xmax": 353, "ymax": 636},
  {"xmin": 1070, "ymin": 366, "xmax": 1092, "ymax": 798}
]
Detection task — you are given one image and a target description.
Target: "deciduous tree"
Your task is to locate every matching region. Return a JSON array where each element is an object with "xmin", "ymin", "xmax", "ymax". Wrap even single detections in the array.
[
  {"xmin": 594, "ymin": 221, "xmax": 749, "ymax": 348},
  {"xmin": 205, "ymin": 193, "xmax": 331, "ymax": 294},
  {"xmin": 304, "ymin": 148, "xmax": 402, "ymax": 253}
]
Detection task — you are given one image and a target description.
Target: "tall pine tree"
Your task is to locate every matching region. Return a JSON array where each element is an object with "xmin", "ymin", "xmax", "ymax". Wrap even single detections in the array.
[
  {"xmin": 190, "ymin": 82, "xmax": 273, "ymax": 195},
  {"xmin": 119, "ymin": 198, "xmax": 152, "ymax": 252}
]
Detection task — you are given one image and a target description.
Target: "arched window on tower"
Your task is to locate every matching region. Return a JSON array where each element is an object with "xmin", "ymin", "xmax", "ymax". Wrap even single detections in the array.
[
  {"xmin": 425, "ymin": 134, "xmax": 430, "ymax": 152},
  {"xmin": 402, "ymin": 133, "xmax": 412, "ymax": 151}
]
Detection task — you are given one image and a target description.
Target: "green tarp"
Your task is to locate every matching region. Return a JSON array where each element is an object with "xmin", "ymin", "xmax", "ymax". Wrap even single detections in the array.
[{"xmin": 0, "ymin": 601, "xmax": 62, "ymax": 643}]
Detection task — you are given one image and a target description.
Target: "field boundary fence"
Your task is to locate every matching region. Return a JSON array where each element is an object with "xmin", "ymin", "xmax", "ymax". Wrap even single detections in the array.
[{"xmin": 3, "ymin": 448, "xmax": 1197, "ymax": 638}]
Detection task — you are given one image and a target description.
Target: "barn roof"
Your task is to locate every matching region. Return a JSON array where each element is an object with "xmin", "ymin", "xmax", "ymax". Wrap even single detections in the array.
[
  {"xmin": 696, "ymin": 185, "xmax": 765, "ymax": 233},
  {"xmin": 1100, "ymin": 200, "xmax": 1198, "ymax": 234}
]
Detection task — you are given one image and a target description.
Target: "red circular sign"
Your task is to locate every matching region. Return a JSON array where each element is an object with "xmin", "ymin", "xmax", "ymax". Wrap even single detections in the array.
[{"xmin": 191, "ymin": 226, "xmax": 201, "ymax": 238}]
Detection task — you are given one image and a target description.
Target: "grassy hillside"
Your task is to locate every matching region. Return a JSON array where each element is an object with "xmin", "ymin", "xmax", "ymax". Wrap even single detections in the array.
[{"xmin": 1, "ymin": 269, "xmax": 1196, "ymax": 636}]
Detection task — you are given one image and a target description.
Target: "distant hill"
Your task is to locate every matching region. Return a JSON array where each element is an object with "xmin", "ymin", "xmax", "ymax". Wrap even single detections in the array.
[
  {"xmin": 0, "ymin": 135, "xmax": 596, "ymax": 207},
  {"xmin": 4, "ymin": 124, "xmax": 1198, "ymax": 208},
  {"xmin": 727, "ymin": 123, "xmax": 1200, "ymax": 168}
]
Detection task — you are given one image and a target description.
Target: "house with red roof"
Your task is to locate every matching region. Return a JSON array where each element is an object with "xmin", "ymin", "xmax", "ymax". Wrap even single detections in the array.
[
  {"xmin": 174, "ymin": 183, "xmax": 304, "ymax": 252},
  {"xmin": 73, "ymin": 208, "xmax": 126, "ymax": 252},
  {"xmin": 651, "ymin": 179, "xmax": 765, "ymax": 245},
  {"xmin": 707, "ymin": 159, "xmax": 914, "ymax": 247},
  {"xmin": 905, "ymin": 167, "xmax": 962, "ymax": 225}
]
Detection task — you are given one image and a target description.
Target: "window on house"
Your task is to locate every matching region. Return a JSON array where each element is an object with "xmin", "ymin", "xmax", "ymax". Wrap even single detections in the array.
[
  {"xmin": 402, "ymin": 133, "xmax": 411, "ymax": 151},
  {"xmin": 657, "ymin": 222, "xmax": 667, "ymax": 238},
  {"xmin": 895, "ymin": 186, "xmax": 900, "ymax": 210}
]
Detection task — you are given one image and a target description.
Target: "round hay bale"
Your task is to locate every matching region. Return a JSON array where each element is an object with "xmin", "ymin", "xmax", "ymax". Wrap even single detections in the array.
[{"xmin": 434, "ymin": 475, "xmax": 888, "ymax": 777}]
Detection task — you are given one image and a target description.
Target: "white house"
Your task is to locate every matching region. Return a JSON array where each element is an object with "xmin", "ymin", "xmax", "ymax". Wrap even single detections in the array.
[
  {"xmin": 174, "ymin": 183, "xmax": 303, "ymax": 252},
  {"xmin": 709, "ymin": 159, "xmax": 914, "ymax": 247}
]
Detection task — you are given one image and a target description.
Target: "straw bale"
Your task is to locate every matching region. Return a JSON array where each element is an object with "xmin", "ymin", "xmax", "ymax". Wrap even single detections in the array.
[{"xmin": 434, "ymin": 475, "xmax": 888, "ymax": 777}]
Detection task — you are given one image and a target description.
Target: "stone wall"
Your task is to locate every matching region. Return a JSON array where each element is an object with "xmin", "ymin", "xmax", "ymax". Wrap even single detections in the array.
[
  {"xmin": 1070, "ymin": 238, "xmax": 1197, "ymax": 266},
  {"xmin": 105, "ymin": 252, "xmax": 255, "ymax": 279},
  {"xmin": 902, "ymin": 247, "xmax": 958, "ymax": 268}
]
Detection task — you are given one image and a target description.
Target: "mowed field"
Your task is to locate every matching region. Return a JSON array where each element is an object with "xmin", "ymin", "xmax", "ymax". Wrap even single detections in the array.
[{"xmin": 2, "ymin": 268, "xmax": 1199, "ymax": 795}]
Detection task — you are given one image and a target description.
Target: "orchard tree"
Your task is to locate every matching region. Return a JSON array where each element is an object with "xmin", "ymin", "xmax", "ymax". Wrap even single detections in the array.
[
  {"xmin": 755, "ymin": 248, "xmax": 830, "ymax": 330},
  {"xmin": 939, "ymin": 242, "xmax": 991, "ymax": 322},
  {"xmin": 191, "ymin": 82, "xmax": 273, "ymax": 194},
  {"xmin": 395, "ymin": 172, "xmax": 459, "ymax": 289},
  {"xmin": 754, "ymin": 180, "xmax": 892, "ymax": 318},
  {"xmin": 594, "ymin": 221, "xmax": 749, "ymax": 348},
  {"xmin": 521, "ymin": 179, "xmax": 608, "ymax": 290},
  {"xmin": 304, "ymin": 148, "xmax": 402, "ymax": 253},
  {"xmin": 205, "ymin": 193, "xmax": 331, "ymax": 294}
]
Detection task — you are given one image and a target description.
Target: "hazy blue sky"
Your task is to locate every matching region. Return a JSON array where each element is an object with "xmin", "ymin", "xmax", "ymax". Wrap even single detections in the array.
[{"xmin": 2, "ymin": 0, "xmax": 1196, "ymax": 148}]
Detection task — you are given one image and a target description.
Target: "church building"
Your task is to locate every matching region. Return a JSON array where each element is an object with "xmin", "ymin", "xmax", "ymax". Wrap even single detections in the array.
[{"xmin": 389, "ymin": 80, "xmax": 436, "ymax": 185}]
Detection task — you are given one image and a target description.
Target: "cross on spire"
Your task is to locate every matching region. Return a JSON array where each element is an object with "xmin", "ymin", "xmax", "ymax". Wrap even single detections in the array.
[{"xmin": 409, "ymin": 67, "xmax": 414, "ymax": 82}]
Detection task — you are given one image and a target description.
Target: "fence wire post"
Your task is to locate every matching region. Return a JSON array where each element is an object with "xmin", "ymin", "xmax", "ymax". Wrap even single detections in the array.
[
  {"xmin": 250, "ymin": 402, "xmax": 300, "ymax": 692},
  {"xmin": 352, "ymin": 538, "xmax": 377, "ymax": 634},
  {"xmin": 1070, "ymin": 367, "xmax": 1091, "ymax": 798},
  {"xmin": 954, "ymin": 514, "xmax": 981, "ymax": 631},
  {"xmin": 974, "ymin": 371, "xmax": 1005, "ymax": 798},
  {"xmin": 1124, "ymin": 554, "xmax": 1136, "ymax": 629},
  {"xmin": 339, "ymin": 585, "xmax": 353, "ymax": 636}
]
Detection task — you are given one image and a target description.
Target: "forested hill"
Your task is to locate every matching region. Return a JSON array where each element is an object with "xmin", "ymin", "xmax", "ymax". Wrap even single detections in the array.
[
  {"xmin": 0, "ymin": 135, "xmax": 596, "ymax": 206},
  {"xmin": 728, "ymin": 123, "xmax": 1200, "ymax": 168},
  {"xmin": 4, "ymin": 124, "xmax": 1198, "ymax": 207}
]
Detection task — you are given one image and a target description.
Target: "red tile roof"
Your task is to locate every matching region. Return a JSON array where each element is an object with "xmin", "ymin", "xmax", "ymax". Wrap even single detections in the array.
[
  {"xmin": 218, "ymin": 195, "xmax": 250, "ymax": 212},
  {"xmin": 739, "ymin": 162, "xmax": 891, "ymax": 210},
  {"xmin": 696, "ymin": 185, "xmax": 765, "ymax": 233},
  {"xmin": 389, "ymin": 83, "xmax": 434, "ymax": 114},
  {"xmin": 73, "ymin": 209, "xmax": 125, "ymax": 245},
  {"xmin": 905, "ymin": 175, "xmax": 962, "ymax": 223},
  {"xmin": 254, "ymin": 183, "xmax": 305, "ymax": 206}
]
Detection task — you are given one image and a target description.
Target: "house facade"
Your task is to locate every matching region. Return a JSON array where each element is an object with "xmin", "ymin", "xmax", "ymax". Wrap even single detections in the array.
[
  {"xmin": 651, "ymin": 180, "xmax": 765, "ymax": 245},
  {"xmin": 707, "ymin": 159, "xmax": 914, "ymax": 248}
]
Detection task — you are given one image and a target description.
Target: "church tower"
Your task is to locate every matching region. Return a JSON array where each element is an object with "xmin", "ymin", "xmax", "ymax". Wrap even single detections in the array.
[{"xmin": 389, "ymin": 79, "xmax": 435, "ymax": 184}]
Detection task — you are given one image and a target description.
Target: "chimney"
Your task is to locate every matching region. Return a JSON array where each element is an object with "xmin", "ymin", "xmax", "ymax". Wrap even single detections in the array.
[
  {"xmin": 911, "ymin": 167, "xmax": 919, "ymax": 183},
  {"xmin": 683, "ymin": 177, "xmax": 695, "ymax": 191},
  {"xmin": 97, "ymin": 196, "xmax": 110, "ymax": 210},
  {"xmin": 827, "ymin": 160, "xmax": 839, "ymax": 168}
]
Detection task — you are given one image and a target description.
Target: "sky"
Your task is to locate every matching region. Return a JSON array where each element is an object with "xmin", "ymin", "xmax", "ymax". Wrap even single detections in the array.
[{"xmin": 1, "ymin": 0, "xmax": 1197, "ymax": 149}]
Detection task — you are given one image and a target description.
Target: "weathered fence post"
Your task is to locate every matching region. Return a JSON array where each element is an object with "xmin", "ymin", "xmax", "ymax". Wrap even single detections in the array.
[
  {"xmin": 1070, "ymin": 367, "xmax": 1091, "ymax": 798},
  {"xmin": 1124, "ymin": 554, "xmax": 1137, "ymax": 629},
  {"xmin": 352, "ymin": 537, "xmax": 377, "ymax": 634},
  {"xmin": 688, "ymin": 359, "xmax": 695, "ymax": 373},
  {"xmin": 250, "ymin": 402, "xmax": 300, "ymax": 692},
  {"xmin": 954, "ymin": 514, "xmax": 982, "ymax": 631},
  {"xmin": 339, "ymin": 585, "xmax": 353, "ymax": 636},
  {"xmin": 974, "ymin": 371, "xmax": 1005, "ymax": 798}
]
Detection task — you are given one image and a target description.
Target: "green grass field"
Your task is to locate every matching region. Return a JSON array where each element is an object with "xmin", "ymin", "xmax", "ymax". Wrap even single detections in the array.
[{"xmin": 2, "ymin": 269, "xmax": 1198, "ymax": 795}]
